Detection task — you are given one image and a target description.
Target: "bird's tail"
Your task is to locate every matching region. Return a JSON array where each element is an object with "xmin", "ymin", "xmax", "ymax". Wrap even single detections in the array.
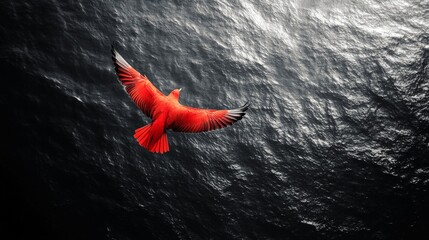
[{"xmin": 134, "ymin": 124, "xmax": 169, "ymax": 154}]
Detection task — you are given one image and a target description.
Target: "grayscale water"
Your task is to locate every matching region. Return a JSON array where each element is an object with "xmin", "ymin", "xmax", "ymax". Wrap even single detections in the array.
[{"xmin": 1, "ymin": 1, "xmax": 428, "ymax": 239}]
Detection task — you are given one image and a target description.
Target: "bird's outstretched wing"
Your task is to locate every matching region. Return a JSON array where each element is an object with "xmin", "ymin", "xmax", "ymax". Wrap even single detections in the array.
[
  {"xmin": 111, "ymin": 45, "xmax": 165, "ymax": 119},
  {"xmin": 170, "ymin": 101, "xmax": 249, "ymax": 133}
]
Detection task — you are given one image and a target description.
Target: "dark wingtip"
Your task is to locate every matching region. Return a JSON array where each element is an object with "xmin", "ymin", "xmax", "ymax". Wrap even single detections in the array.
[
  {"xmin": 240, "ymin": 101, "xmax": 250, "ymax": 112},
  {"xmin": 111, "ymin": 41, "xmax": 117, "ymax": 56},
  {"xmin": 225, "ymin": 101, "xmax": 250, "ymax": 122}
]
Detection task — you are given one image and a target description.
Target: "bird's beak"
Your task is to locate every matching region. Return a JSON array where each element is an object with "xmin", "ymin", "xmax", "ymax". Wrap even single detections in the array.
[{"xmin": 178, "ymin": 88, "xmax": 182, "ymax": 92}]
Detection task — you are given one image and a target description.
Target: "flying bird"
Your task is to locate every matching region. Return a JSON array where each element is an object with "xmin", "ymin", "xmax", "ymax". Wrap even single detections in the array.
[{"xmin": 111, "ymin": 45, "xmax": 249, "ymax": 154}]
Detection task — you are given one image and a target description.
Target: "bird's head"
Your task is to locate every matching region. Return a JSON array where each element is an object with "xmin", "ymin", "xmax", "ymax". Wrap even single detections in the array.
[{"xmin": 170, "ymin": 88, "xmax": 182, "ymax": 100}]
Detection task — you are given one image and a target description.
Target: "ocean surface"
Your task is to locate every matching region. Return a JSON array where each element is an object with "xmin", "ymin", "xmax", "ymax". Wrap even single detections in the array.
[{"xmin": 1, "ymin": 0, "xmax": 428, "ymax": 239}]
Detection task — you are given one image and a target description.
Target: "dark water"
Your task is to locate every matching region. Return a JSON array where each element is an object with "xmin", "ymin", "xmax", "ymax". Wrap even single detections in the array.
[{"xmin": 1, "ymin": 1, "xmax": 428, "ymax": 239}]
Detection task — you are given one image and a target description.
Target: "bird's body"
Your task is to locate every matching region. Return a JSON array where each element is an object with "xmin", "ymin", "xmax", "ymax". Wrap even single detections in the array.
[{"xmin": 111, "ymin": 45, "xmax": 249, "ymax": 153}]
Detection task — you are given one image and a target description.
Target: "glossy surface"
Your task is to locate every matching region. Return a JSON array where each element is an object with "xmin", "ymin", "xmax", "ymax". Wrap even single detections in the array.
[{"xmin": 1, "ymin": 1, "xmax": 428, "ymax": 239}]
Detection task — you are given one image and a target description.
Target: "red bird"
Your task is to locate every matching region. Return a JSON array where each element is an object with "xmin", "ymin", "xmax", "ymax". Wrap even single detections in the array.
[{"xmin": 111, "ymin": 45, "xmax": 249, "ymax": 154}]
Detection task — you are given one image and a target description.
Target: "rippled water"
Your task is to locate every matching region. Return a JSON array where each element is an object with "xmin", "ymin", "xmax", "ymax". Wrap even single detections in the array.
[{"xmin": 1, "ymin": 0, "xmax": 428, "ymax": 239}]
